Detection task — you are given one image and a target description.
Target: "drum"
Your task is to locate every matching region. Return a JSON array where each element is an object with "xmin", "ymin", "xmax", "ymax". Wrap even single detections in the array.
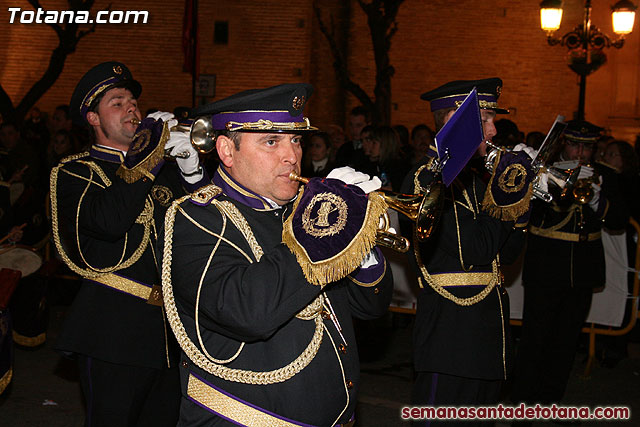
[
  {"xmin": 1, "ymin": 245, "xmax": 47, "ymax": 347},
  {"xmin": 0, "ymin": 245, "xmax": 43, "ymax": 278}
]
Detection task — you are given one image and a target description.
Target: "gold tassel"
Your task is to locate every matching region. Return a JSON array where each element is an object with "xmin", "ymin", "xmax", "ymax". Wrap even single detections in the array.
[
  {"xmin": 283, "ymin": 190, "xmax": 388, "ymax": 287},
  {"xmin": 116, "ymin": 122, "xmax": 169, "ymax": 183}
]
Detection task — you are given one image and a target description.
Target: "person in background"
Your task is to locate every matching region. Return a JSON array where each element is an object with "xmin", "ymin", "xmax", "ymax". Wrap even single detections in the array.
[
  {"xmin": 408, "ymin": 124, "xmax": 434, "ymax": 167},
  {"xmin": 335, "ymin": 105, "xmax": 371, "ymax": 169},
  {"xmin": 525, "ymin": 130, "xmax": 545, "ymax": 150},
  {"xmin": 50, "ymin": 61, "xmax": 208, "ymax": 426},
  {"xmin": 512, "ymin": 120, "xmax": 628, "ymax": 410},
  {"xmin": 326, "ymin": 123, "xmax": 347, "ymax": 162},
  {"xmin": 301, "ymin": 131, "xmax": 335, "ymax": 177},
  {"xmin": 361, "ymin": 125, "xmax": 407, "ymax": 192},
  {"xmin": 401, "ymin": 78, "xmax": 533, "ymax": 425}
]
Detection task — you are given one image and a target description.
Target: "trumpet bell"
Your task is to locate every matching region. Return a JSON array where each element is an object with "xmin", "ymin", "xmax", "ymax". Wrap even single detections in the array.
[
  {"xmin": 374, "ymin": 181, "xmax": 445, "ymax": 253},
  {"xmin": 190, "ymin": 116, "xmax": 217, "ymax": 154},
  {"xmin": 380, "ymin": 181, "xmax": 444, "ymax": 242}
]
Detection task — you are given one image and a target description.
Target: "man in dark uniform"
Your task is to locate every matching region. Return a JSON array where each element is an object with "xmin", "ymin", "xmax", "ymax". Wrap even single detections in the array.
[
  {"xmin": 50, "ymin": 61, "xmax": 208, "ymax": 426},
  {"xmin": 400, "ymin": 78, "xmax": 533, "ymax": 422},
  {"xmin": 159, "ymin": 83, "xmax": 393, "ymax": 426},
  {"xmin": 511, "ymin": 120, "xmax": 628, "ymax": 407}
]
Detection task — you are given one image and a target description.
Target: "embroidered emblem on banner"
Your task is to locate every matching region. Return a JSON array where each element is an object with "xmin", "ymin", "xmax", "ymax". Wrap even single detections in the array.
[
  {"xmin": 129, "ymin": 129, "xmax": 151, "ymax": 156},
  {"xmin": 302, "ymin": 192, "xmax": 348, "ymax": 238},
  {"xmin": 498, "ymin": 163, "xmax": 527, "ymax": 193}
]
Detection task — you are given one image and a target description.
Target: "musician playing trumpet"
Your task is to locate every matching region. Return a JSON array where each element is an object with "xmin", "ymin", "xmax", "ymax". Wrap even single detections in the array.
[
  {"xmin": 159, "ymin": 83, "xmax": 393, "ymax": 426},
  {"xmin": 401, "ymin": 78, "xmax": 535, "ymax": 419},
  {"xmin": 50, "ymin": 61, "xmax": 209, "ymax": 426},
  {"xmin": 512, "ymin": 120, "xmax": 628, "ymax": 407}
]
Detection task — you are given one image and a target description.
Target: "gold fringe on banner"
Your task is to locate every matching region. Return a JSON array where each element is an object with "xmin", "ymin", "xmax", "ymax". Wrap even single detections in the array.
[
  {"xmin": 282, "ymin": 189, "xmax": 388, "ymax": 287},
  {"xmin": 116, "ymin": 122, "xmax": 170, "ymax": 183}
]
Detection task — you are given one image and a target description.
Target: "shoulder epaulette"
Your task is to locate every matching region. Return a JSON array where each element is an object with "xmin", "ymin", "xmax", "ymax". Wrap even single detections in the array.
[
  {"xmin": 188, "ymin": 184, "xmax": 223, "ymax": 206},
  {"xmin": 60, "ymin": 151, "xmax": 90, "ymax": 164}
]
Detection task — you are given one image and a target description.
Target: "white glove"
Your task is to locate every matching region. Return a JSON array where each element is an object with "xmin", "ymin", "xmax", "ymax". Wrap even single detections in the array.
[
  {"xmin": 578, "ymin": 165, "xmax": 594, "ymax": 180},
  {"xmin": 587, "ymin": 177, "xmax": 603, "ymax": 211},
  {"xmin": 147, "ymin": 111, "xmax": 178, "ymax": 129},
  {"xmin": 164, "ymin": 131, "xmax": 203, "ymax": 183},
  {"xmin": 360, "ymin": 245, "xmax": 382, "ymax": 268},
  {"xmin": 326, "ymin": 166, "xmax": 382, "ymax": 194},
  {"xmin": 513, "ymin": 143, "xmax": 537, "ymax": 160},
  {"xmin": 535, "ymin": 170, "xmax": 549, "ymax": 194}
]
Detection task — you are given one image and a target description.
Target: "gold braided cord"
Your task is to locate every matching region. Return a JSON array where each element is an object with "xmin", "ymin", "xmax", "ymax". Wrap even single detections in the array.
[
  {"xmin": 162, "ymin": 194, "xmax": 326, "ymax": 384},
  {"xmin": 178, "ymin": 207, "xmax": 254, "ymax": 263},
  {"xmin": 323, "ymin": 322, "xmax": 350, "ymax": 427},
  {"xmin": 411, "ymin": 166, "xmax": 499, "ymax": 306},
  {"xmin": 194, "ymin": 212, "xmax": 245, "ymax": 365},
  {"xmin": 497, "ymin": 288, "xmax": 507, "ymax": 380},
  {"xmin": 0, "ymin": 368, "xmax": 12, "ymax": 395},
  {"xmin": 50, "ymin": 161, "xmax": 153, "ymax": 279},
  {"xmin": 75, "ymin": 167, "xmax": 127, "ymax": 270},
  {"xmin": 215, "ymin": 201, "xmax": 264, "ymax": 261}
]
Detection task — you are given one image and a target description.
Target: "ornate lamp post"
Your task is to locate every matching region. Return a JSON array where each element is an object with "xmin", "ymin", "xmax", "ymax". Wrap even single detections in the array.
[{"xmin": 540, "ymin": 0, "xmax": 637, "ymax": 120}]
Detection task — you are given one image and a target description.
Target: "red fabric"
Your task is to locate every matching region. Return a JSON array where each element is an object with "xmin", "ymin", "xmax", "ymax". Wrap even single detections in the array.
[
  {"xmin": 0, "ymin": 268, "xmax": 22, "ymax": 310},
  {"xmin": 182, "ymin": 0, "xmax": 200, "ymax": 79}
]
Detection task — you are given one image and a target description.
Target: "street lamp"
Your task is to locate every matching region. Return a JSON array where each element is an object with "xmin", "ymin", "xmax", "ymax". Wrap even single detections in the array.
[{"xmin": 540, "ymin": 0, "xmax": 637, "ymax": 120}]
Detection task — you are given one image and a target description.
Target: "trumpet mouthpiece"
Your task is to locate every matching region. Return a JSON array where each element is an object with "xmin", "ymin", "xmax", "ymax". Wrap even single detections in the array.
[
  {"xmin": 289, "ymin": 171, "xmax": 309, "ymax": 184},
  {"xmin": 129, "ymin": 118, "xmax": 141, "ymax": 125}
]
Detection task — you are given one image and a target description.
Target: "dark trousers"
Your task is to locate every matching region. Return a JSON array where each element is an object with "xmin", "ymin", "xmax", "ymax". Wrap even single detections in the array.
[
  {"xmin": 77, "ymin": 355, "xmax": 181, "ymax": 427},
  {"xmin": 411, "ymin": 371, "xmax": 501, "ymax": 426},
  {"xmin": 511, "ymin": 285, "xmax": 593, "ymax": 405}
]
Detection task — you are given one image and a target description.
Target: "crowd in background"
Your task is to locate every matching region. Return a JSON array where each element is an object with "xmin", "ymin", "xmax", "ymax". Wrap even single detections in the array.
[{"xmin": 1, "ymin": 100, "xmax": 640, "ymax": 385}]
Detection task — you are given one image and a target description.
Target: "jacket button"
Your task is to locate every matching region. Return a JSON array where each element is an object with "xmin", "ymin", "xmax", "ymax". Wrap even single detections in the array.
[
  {"xmin": 181, "ymin": 361, "xmax": 188, "ymax": 368},
  {"xmin": 374, "ymin": 288, "xmax": 379, "ymax": 294},
  {"xmin": 346, "ymin": 380, "xmax": 353, "ymax": 389},
  {"xmin": 339, "ymin": 344, "xmax": 347, "ymax": 354}
]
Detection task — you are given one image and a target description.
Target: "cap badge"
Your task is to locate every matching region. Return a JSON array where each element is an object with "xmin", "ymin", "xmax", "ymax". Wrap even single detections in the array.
[
  {"xmin": 496, "ymin": 86, "xmax": 502, "ymax": 97},
  {"xmin": 113, "ymin": 65, "xmax": 123, "ymax": 75},
  {"xmin": 292, "ymin": 96, "xmax": 305, "ymax": 111}
]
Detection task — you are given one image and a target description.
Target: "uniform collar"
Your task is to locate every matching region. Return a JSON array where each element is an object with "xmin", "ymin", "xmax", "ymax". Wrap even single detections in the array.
[
  {"xmin": 213, "ymin": 165, "xmax": 280, "ymax": 211},
  {"xmin": 90, "ymin": 144, "xmax": 125, "ymax": 163}
]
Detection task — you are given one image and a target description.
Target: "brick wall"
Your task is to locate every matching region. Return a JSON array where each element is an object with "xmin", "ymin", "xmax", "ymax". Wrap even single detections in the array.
[{"xmin": 1, "ymin": 0, "xmax": 638, "ymax": 139}]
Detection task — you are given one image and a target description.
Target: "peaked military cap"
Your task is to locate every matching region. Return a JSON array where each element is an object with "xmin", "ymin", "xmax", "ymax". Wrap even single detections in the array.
[
  {"xmin": 70, "ymin": 61, "xmax": 142, "ymax": 125},
  {"xmin": 420, "ymin": 77, "xmax": 508, "ymax": 114},
  {"xmin": 192, "ymin": 83, "xmax": 317, "ymax": 132},
  {"xmin": 563, "ymin": 120, "xmax": 603, "ymax": 144}
]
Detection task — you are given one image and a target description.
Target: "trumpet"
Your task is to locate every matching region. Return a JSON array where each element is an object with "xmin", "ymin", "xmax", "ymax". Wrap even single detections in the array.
[
  {"xmin": 289, "ymin": 172, "xmax": 444, "ymax": 253},
  {"xmin": 569, "ymin": 164, "xmax": 599, "ymax": 205},
  {"xmin": 129, "ymin": 117, "xmax": 216, "ymax": 159}
]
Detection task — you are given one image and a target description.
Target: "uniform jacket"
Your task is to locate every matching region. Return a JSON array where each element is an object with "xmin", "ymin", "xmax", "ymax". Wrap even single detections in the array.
[
  {"xmin": 162, "ymin": 166, "xmax": 393, "ymax": 426},
  {"xmin": 51, "ymin": 145, "xmax": 207, "ymax": 368},
  {"xmin": 523, "ymin": 162, "xmax": 629, "ymax": 289},
  {"xmin": 400, "ymin": 158, "xmax": 526, "ymax": 380}
]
